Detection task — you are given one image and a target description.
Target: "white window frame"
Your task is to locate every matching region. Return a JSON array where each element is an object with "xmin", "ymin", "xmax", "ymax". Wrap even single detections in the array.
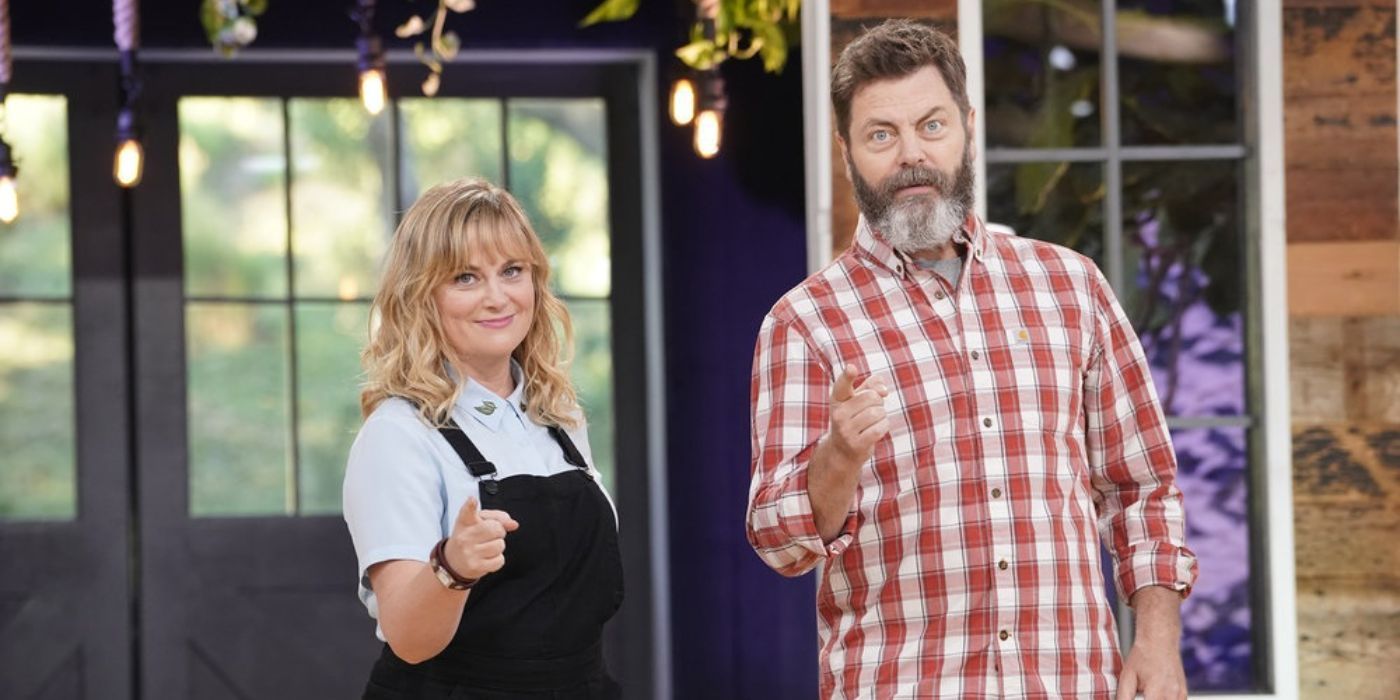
[{"xmin": 802, "ymin": 2, "xmax": 1298, "ymax": 696}]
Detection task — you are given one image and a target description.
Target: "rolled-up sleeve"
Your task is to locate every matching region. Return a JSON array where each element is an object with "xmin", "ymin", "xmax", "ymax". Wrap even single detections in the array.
[
  {"xmin": 1083, "ymin": 267, "xmax": 1199, "ymax": 602},
  {"xmin": 747, "ymin": 312, "xmax": 857, "ymax": 577}
]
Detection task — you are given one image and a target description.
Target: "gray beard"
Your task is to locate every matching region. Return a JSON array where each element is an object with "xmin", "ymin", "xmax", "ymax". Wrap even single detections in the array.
[
  {"xmin": 876, "ymin": 191, "xmax": 967, "ymax": 255},
  {"xmin": 848, "ymin": 142, "xmax": 976, "ymax": 256}
]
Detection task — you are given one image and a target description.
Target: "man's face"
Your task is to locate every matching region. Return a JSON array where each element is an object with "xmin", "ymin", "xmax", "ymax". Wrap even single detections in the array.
[{"xmin": 840, "ymin": 65, "xmax": 977, "ymax": 256}]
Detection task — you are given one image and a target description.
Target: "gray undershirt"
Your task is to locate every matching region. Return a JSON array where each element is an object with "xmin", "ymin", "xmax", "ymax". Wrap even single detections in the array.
[{"xmin": 911, "ymin": 255, "xmax": 964, "ymax": 289}]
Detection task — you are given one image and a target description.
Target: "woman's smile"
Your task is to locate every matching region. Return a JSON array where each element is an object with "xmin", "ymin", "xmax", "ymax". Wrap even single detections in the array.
[{"xmin": 475, "ymin": 314, "xmax": 516, "ymax": 330}]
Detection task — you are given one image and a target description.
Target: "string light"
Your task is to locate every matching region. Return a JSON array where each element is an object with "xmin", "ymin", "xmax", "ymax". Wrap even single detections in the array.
[
  {"xmin": 359, "ymin": 64, "xmax": 387, "ymax": 115},
  {"xmin": 113, "ymin": 0, "xmax": 144, "ymax": 188},
  {"xmin": 669, "ymin": 77, "xmax": 696, "ymax": 126},
  {"xmin": 684, "ymin": 5, "xmax": 728, "ymax": 159},
  {"xmin": 692, "ymin": 66, "xmax": 726, "ymax": 159},
  {"xmin": 114, "ymin": 108, "xmax": 144, "ymax": 188},
  {"xmin": 693, "ymin": 109, "xmax": 721, "ymax": 159},
  {"xmin": 354, "ymin": 0, "xmax": 387, "ymax": 116}
]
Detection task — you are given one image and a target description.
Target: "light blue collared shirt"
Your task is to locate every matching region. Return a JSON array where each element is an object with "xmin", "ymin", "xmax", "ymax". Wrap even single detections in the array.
[{"xmin": 342, "ymin": 362, "xmax": 614, "ymax": 640}]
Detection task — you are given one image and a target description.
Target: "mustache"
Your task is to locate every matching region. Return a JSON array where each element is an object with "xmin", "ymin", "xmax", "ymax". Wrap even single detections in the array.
[{"xmin": 881, "ymin": 166, "xmax": 949, "ymax": 195}]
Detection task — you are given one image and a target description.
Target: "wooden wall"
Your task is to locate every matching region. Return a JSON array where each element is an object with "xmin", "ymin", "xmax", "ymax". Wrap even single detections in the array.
[{"xmin": 1285, "ymin": 1, "xmax": 1400, "ymax": 697}]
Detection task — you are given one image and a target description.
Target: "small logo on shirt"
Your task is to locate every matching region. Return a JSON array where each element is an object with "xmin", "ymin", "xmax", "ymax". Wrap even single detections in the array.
[{"xmin": 474, "ymin": 401, "xmax": 497, "ymax": 416}]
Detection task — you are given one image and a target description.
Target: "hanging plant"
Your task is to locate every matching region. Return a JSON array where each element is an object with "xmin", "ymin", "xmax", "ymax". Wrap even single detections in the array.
[
  {"xmin": 582, "ymin": 0, "xmax": 802, "ymax": 74},
  {"xmin": 201, "ymin": 0, "xmax": 268, "ymax": 56},
  {"xmin": 395, "ymin": 0, "xmax": 476, "ymax": 96},
  {"xmin": 198, "ymin": 0, "xmax": 473, "ymax": 96}
]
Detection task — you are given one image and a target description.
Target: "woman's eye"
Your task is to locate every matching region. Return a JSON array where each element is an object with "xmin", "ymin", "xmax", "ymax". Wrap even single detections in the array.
[
  {"xmin": 454, "ymin": 273, "xmax": 477, "ymax": 285},
  {"xmin": 502, "ymin": 265, "xmax": 524, "ymax": 278}
]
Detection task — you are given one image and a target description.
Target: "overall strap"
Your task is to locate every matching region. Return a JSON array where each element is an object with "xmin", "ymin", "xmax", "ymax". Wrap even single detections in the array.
[
  {"xmin": 547, "ymin": 425, "xmax": 590, "ymax": 471},
  {"xmin": 440, "ymin": 419, "xmax": 589, "ymax": 477},
  {"xmin": 437, "ymin": 419, "xmax": 500, "ymax": 491}
]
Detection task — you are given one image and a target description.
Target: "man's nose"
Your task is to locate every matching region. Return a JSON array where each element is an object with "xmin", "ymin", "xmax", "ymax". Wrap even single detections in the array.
[{"xmin": 897, "ymin": 134, "xmax": 926, "ymax": 167}]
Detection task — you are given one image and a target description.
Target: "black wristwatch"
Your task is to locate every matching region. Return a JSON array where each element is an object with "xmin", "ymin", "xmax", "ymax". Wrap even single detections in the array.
[{"xmin": 429, "ymin": 538, "xmax": 478, "ymax": 591}]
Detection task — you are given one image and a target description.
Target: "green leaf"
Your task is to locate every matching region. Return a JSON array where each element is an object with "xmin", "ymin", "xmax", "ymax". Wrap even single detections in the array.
[
  {"xmin": 200, "ymin": 0, "xmax": 222, "ymax": 39},
  {"xmin": 245, "ymin": 0, "xmax": 269, "ymax": 16},
  {"xmin": 756, "ymin": 22, "xmax": 787, "ymax": 73},
  {"xmin": 579, "ymin": 0, "xmax": 640, "ymax": 28},
  {"xmin": 676, "ymin": 40, "xmax": 726, "ymax": 71}
]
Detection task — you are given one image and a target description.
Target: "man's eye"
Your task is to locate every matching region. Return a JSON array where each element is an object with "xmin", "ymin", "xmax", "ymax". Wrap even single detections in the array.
[
  {"xmin": 871, "ymin": 130, "xmax": 891, "ymax": 143},
  {"xmin": 924, "ymin": 120, "xmax": 943, "ymax": 133}
]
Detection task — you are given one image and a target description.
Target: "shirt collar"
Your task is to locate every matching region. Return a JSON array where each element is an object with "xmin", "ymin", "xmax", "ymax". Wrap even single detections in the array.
[
  {"xmin": 853, "ymin": 212, "xmax": 988, "ymax": 279},
  {"xmin": 453, "ymin": 360, "xmax": 527, "ymax": 433}
]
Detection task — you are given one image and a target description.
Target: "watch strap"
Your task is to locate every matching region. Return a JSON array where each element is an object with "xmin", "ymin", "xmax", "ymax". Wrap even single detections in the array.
[{"xmin": 429, "ymin": 538, "xmax": 478, "ymax": 590}]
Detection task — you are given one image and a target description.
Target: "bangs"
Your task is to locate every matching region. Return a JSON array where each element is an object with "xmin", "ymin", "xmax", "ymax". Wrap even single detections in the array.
[{"xmin": 438, "ymin": 205, "xmax": 541, "ymax": 279}]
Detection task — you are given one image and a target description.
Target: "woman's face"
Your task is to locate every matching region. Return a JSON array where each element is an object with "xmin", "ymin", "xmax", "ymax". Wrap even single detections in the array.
[{"xmin": 433, "ymin": 249, "xmax": 535, "ymax": 373}]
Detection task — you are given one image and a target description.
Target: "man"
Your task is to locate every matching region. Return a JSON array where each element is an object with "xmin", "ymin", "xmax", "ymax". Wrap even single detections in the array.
[{"xmin": 746, "ymin": 20, "xmax": 1198, "ymax": 700}]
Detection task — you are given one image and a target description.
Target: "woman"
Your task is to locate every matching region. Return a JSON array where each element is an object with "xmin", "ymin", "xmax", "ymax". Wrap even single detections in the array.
[{"xmin": 343, "ymin": 178, "xmax": 624, "ymax": 699}]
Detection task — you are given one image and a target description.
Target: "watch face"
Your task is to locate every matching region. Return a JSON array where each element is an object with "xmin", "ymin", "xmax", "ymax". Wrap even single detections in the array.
[{"xmin": 431, "ymin": 551, "xmax": 471, "ymax": 590}]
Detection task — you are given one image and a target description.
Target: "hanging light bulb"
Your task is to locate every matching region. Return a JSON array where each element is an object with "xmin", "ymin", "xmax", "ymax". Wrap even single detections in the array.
[
  {"xmin": 112, "ymin": 0, "xmax": 145, "ymax": 189},
  {"xmin": 359, "ymin": 66, "xmax": 387, "ymax": 116},
  {"xmin": 114, "ymin": 138, "xmax": 144, "ymax": 188},
  {"xmin": 692, "ymin": 66, "xmax": 726, "ymax": 159},
  {"xmin": 0, "ymin": 138, "xmax": 17, "ymax": 224},
  {"xmin": 113, "ymin": 107, "xmax": 143, "ymax": 188},
  {"xmin": 694, "ymin": 109, "xmax": 722, "ymax": 159},
  {"xmin": 354, "ymin": 1, "xmax": 387, "ymax": 117},
  {"xmin": 669, "ymin": 77, "xmax": 696, "ymax": 126}
]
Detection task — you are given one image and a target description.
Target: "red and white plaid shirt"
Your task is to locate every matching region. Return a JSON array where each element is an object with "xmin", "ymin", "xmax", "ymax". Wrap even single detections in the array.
[{"xmin": 747, "ymin": 217, "xmax": 1198, "ymax": 699}]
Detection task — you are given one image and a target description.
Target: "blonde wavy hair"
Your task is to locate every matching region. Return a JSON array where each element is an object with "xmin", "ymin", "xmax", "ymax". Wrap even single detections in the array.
[{"xmin": 360, "ymin": 177, "xmax": 579, "ymax": 429}]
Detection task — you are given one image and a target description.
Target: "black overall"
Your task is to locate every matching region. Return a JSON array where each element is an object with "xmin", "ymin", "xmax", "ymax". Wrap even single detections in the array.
[{"xmin": 363, "ymin": 420, "xmax": 625, "ymax": 699}]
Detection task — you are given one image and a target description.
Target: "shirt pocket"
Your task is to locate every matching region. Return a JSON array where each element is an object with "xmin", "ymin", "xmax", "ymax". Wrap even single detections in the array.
[{"xmin": 1004, "ymin": 324, "xmax": 1084, "ymax": 435}]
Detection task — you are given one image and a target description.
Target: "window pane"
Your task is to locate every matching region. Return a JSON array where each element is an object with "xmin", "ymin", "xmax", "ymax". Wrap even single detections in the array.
[
  {"xmin": 1122, "ymin": 160, "xmax": 1243, "ymax": 417},
  {"xmin": 187, "ymin": 303, "xmax": 292, "ymax": 516},
  {"xmin": 508, "ymin": 100, "xmax": 611, "ymax": 298},
  {"xmin": 983, "ymin": 1, "xmax": 1103, "ymax": 148},
  {"xmin": 398, "ymin": 98, "xmax": 504, "ymax": 203},
  {"xmin": 1119, "ymin": 0, "xmax": 1238, "ymax": 145},
  {"xmin": 1173, "ymin": 426, "xmax": 1252, "ymax": 691},
  {"xmin": 569, "ymin": 299, "xmax": 613, "ymax": 492},
  {"xmin": 0, "ymin": 95, "xmax": 70, "ymax": 298},
  {"xmin": 0, "ymin": 303, "xmax": 75, "ymax": 520},
  {"xmin": 986, "ymin": 162, "xmax": 1104, "ymax": 263},
  {"xmin": 296, "ymin": 302, "xmax": 369, "ymax": 515},
  {"xmin": 179, "ymin": 97, "xmax": 288, "ymax": 299},
  {"xmin": 289, "ymin": 99, "xmax": 394, "ymax": 300}
]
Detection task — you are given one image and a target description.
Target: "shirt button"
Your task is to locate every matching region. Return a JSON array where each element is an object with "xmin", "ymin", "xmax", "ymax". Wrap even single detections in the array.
[
  {"xmin": 970, "ymin": 349, "xmax": 980, "ymax": 360},
  {"xmin": 934, "ymin": 290, "xmax": 946, "ymax": 300},
  {"xmin": 999, "ymin": 630, "xmax": 1010, "ymax": 641},
  {"xmin": 983, "ymin": 417, "xmax": 993, "ymax": 428},
  {"xmin": 998, "ymin": 560, "xmax": 1009, "ymax": 571},
  {"xmin": 991, "ymin": 488, "xmax": 1002, "ymax": 498}
]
